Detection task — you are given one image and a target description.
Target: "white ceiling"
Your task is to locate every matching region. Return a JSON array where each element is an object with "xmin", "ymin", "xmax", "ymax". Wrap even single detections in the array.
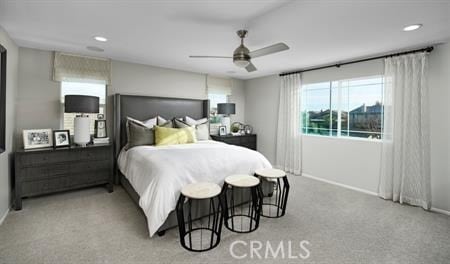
[{"xmin": 1, "ymin": 0, "xmax": 449, "ymax": 80}]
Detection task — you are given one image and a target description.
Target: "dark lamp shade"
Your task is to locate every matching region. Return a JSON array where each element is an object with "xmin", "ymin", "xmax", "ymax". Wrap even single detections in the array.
[
  {"xmin": 64, "ymin": 95, "xmax": 99, "ymax": 113},
  {"xmin": 217, "ymin": 103, "xmax": 236, "ymax": 115}
]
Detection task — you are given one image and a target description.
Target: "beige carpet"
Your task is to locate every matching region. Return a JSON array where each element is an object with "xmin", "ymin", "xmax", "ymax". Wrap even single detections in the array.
[{"xmin": 0, "ymin": 176, "xmax": 449, "ymax": 264}]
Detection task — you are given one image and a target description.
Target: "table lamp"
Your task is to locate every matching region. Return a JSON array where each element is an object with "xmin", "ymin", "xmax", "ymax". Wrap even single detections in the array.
[
  {"xmin": 217, "ymin": 103, "xmax": 235, "ymax": 134},
  {"xmin": 64, "ymin": 95, "xmax": 99, "ymax": 147}
]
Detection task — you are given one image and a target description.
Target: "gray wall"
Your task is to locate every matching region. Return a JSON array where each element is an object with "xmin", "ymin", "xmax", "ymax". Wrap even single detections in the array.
[
  {"xmin": 428, "ymin": 42, "xmax": 450, "ymax": 213},
  {"xmin": 16, "ymin": 48, "xmax": 246, "ymax": 147},
  {"xmin": 0, "ymin": 26, "xmax": 18, "ymax": 223},
  {"xmin": 244, "ymin": 43, "xmax": 450, "ymax": 212}
]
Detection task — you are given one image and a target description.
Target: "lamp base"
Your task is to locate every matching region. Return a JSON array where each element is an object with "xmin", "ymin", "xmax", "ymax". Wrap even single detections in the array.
[
  {"xmin": 221, "ymin": 116, "xmax": 231, "ymax": 134},
  {"xmin": 74, "ymin": 116, "xmax": 90, "ymax": 147}
]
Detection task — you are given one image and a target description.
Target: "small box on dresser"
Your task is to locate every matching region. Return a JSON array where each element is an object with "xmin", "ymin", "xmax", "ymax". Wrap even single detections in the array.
[{"xmin": 14, "ymin": 144, "xmax": 114, "ymax": 210}]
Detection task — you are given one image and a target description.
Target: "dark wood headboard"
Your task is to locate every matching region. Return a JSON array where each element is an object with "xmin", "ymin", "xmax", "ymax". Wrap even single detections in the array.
[{"xmin": 113, "ymin": 94, "xmax": 209, "ymax": 181}]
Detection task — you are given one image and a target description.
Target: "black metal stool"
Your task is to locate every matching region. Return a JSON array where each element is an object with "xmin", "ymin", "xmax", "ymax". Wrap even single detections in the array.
[
  {"xmin": 255, "ymin": 168, "xmax": 290, "ymax": 218},
  {"xmin": 222, "ymin": 174, "xmax": 263, "ymax": 233},
  {"xmin": 176, "ymin": 182, "xmax": 223, "ymax": 252}
]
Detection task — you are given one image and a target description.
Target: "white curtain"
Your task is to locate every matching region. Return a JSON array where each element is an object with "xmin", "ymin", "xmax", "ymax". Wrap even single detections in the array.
[
  {"xmin": 275, "ymin": 73, "xmax": 302, "ymax": 175},
  {"xmin": 379, "ymin": 52, "xmax": 431, "ymax": 209}
]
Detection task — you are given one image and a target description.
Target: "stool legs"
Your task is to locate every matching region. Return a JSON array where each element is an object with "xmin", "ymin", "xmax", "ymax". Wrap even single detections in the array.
[
  {"xmin": 222, "ymin": 183, "xmax": 263, "ymax": 233},
  {"xmin": 176, "ymin": 194, "xmax": 223, "ymax": 252},
  {"xmin": 260, "ymin": 176, "xmax": 290, "ymax": 218}
]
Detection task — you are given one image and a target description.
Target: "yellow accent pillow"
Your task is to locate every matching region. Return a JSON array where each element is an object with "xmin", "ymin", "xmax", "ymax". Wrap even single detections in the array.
[{"xmin": 154, "ymin": 126, "xmax": 197, "ymax": 146}]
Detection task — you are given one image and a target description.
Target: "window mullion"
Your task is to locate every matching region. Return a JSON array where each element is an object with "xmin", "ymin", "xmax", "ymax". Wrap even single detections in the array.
[{"xmin": 337, "ymin": 81, "xmax": 342, "ymax": 137}]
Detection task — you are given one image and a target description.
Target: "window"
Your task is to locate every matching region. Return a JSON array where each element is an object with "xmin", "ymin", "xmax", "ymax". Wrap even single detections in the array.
[
  {"xmin": 302, "ymin": 76, "xmax": 383, "ymax": 139},
  {"xmin": 61, "ymin": 81, "xmax": 106, "ymax": 135},
  {"xmin": 208, "ymin": 93, "xmax": 228, "ymax": 124}
]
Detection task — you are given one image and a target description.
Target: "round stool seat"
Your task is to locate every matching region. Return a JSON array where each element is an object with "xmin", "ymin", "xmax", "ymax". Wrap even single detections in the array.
[
  {"xmin": 225, "ymin": 174, "xmax": 260, "ymax": 188},
  {"xmin": 255, "ymin": 168, "xmax": 286, "ymax": 179},
  {"xmin": 181, "ymin": 182, "xmax": 221, "ymax": 199}
]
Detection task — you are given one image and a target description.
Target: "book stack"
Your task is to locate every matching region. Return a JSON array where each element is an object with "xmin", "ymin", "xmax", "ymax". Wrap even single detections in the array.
[{"xmin": 92, "ymin": 137, "xmax": 110, "ymax": 145}]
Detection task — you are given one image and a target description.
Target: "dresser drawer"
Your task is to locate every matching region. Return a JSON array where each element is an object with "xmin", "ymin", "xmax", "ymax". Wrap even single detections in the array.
[
  {"xmin": 68, "ymin": 172, "xmax": 110, "ymax": 186},
  {"xmin": 18, "ymin": 151, "xmax": 76, "ymax": 166},
  {"xmin": 20, "ymin": 164, "xmax": 70, "ymax": 181},
  {"xmin": 21, "ymin": 177, "xmax": 70, "ymax": 196},
  {"xmin": 77, "ymin": 147, "xmax": 110, "ymax": 161},
  {"xmin": 70, "ymin": 160, "xmax": 111, "ymax": 174}
]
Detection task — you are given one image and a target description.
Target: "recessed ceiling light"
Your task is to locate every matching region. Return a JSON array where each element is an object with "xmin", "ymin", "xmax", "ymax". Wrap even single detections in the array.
[
  {"xmin": 226, "ymin": 71, "xmax": 236, "ymax": 74},
  {"xmin": 86, "ymin": 46, "xmax": 104, "ymax": 52},
  {"xmin": 94, "ymin": 36, "xmax": 108, "ymax": 42},
  {"xmin": 403, "ymin": 24, "xmax": 422, "ymax": 32}
]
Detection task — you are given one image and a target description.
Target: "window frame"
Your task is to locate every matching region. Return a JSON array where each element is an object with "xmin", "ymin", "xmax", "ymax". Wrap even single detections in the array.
[{"xmin": 60, "ymin": 81, "xmax": 107, "ymax": 135}]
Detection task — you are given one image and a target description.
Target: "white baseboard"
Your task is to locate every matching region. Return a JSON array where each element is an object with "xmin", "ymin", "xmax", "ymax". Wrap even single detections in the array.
[
  {"xmin": 301, "ymin": 173, "xmax": 450, "ymax": 216},
  {"xmin": 301, "ymin": 173, "xmax": 378, "ymax": 196},
  {"xmin": 0, "ymin": 208, "xmax": 9, "ymax": 226},
  {"xmin": 430, "ymin": 207, "xmax": 450, "ymax": 216}
]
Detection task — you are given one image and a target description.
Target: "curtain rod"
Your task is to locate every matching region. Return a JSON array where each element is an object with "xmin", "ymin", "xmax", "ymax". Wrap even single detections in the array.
[{"xmin": 279, "ymin": 46, "xmax": 434, "ymax": 77}]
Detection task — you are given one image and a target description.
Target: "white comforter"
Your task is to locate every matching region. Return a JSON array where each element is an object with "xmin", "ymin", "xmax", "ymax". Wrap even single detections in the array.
[{"xmin": 117, "ymin": 140, "xmax": 272, "ymax": 237}]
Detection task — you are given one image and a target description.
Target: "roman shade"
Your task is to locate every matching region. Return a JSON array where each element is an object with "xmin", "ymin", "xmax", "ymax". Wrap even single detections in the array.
[
  {"xmin": 206, "ymin": 75, "xmax": 232, "ymax": 95},
  {"xmin": 53, "ymin": 52, "xmax": 112, "ymax": 84}
]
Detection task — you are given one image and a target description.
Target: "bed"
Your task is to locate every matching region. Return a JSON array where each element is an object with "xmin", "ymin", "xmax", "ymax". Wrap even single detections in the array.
[{"xmin": 113, "ymin": 94, "xmax": 272, "ymax": 237}]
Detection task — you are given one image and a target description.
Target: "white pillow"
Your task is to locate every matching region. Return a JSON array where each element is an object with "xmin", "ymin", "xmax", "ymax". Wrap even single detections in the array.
[
  {"xmin": 184, "ymin": 116, "xmax": 209, "ymax": 140},
  {"xmin": 185, "ymin": 116, "xmax": 208, "ymax": 126},
  {"xmin": 157, "ymin": 116, "xmax": 168, "ymax": 125}
]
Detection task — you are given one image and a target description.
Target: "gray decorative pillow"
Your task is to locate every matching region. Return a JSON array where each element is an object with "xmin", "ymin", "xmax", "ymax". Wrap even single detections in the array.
[{"xmin": 126, "ymin": 120, "xmax": 155, "ymax": 150}]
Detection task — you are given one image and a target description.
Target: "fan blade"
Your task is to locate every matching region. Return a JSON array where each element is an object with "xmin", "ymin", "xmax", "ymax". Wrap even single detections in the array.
[
  {"xmin": 245, "ymin": 62, "xmax": 257, "ymax": 72},
  {"xmin": 189, "ymin": 56, "xmax": 232, "ymax": 59},
  {"xmin": 249, "ymin": 43, "xmax": 289, "ymax": 58}
]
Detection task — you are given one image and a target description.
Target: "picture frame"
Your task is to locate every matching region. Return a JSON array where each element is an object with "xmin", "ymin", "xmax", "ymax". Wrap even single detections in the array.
[
  {"xmin": 53, "ymin": 130, "xmax": 71, "ymax": 148},
  {"xmin": 23, "ymin": 129, "xmax": 53, "ymax": 149},
  {"xmin": 219, "ymin": 126, "xmax": 227, "ymax": 136},
  {"xmin": 94, "ymin": 120, "xmax": 107, "ymax": 138}
]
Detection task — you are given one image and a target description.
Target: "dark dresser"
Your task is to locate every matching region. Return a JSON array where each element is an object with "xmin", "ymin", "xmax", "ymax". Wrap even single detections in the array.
[
  {"xmin": 14, "ymin": 144, "xmax": 113, "ymax": 210},
  {"xmin": 210, "ymin": 134, "xmax": 257, "ymax": 150}
]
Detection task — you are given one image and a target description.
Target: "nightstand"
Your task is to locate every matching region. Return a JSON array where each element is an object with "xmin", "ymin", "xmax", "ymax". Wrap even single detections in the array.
[
  {"xmin": 13, "ymin": 144, "xmax": 114, "ymax": 210},
  {"xmin": 210, "ymin": 134, "xmax": 257, "ymax": 150}
]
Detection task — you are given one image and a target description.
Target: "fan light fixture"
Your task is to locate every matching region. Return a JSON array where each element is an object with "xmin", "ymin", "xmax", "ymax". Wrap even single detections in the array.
[
  {"xmin": 403, "ymin": 24, "xmax": 422, "ymax": 31},
  {"xmin": 94, "ymin": 36, "xmax": 108, "ymax": 42},
  {"xmin": 234, "ymin": 59, "xmax": 250, "ymax": 68}
]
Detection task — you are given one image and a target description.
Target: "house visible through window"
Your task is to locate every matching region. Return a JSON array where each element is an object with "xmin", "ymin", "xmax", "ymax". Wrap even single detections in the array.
[
  {"xmin": 301, "ymin": 76, "xmax": 383, "ymax": 139},
  {"xmin": 61, "ymin": 81, "xmax": 106, "ymax": 135}
]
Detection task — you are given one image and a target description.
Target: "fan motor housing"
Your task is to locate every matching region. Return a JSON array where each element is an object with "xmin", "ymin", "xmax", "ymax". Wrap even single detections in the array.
[{"xmin": 233, "ymin": 44, "xmax": 250, "ymax": 63}]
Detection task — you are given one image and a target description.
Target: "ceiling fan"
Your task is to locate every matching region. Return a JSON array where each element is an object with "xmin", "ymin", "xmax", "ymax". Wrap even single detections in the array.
[{"xmin": 189, "ymin": 30, "xmax": 289, "ymax": 72}]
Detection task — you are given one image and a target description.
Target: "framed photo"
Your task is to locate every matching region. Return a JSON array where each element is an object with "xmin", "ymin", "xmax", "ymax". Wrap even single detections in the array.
[
  {"xmin": 53, "ymin": 130, "xmax": 71, "ymax": 148},
  {"xmin": 94, "ymin": 120, "xmax": 107, "ymax": 138},
  {"xmin": 219, "ymin": 126, "xmax": 227, "ymax": 136},
  {"xmin": 23, "ymin": 129, "xmax": 53, "ymax": 149}
]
